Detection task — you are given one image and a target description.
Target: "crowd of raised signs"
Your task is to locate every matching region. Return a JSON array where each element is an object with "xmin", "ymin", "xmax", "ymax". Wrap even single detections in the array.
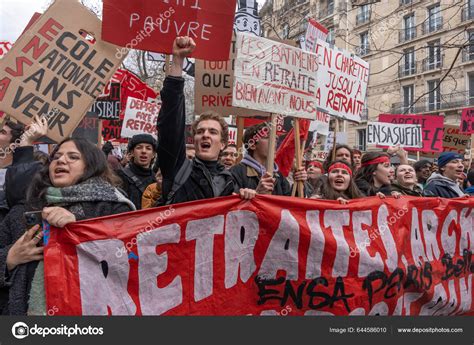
[{"xmin": 0, "ymin": 36, "xmax": 472, "ymax": 316}]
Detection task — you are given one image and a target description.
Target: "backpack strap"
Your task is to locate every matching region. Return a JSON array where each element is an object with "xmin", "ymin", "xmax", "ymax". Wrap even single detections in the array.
[
  {"xmin": 165, "ymin": 159, "xmax": 193, "ymax": 205},
  {"xmin": 123, "ymin": 167, "xmax": 148, "ymax": 194}
]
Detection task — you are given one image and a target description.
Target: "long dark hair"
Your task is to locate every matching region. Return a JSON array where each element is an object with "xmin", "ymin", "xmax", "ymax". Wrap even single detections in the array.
[
  {"xmin": 317, "ymin": 160, "xmax": 363, "ymax": 200},
  {"xmin": 323, "ymin": 144, "xmax": 354, "ymax": 171},
  {"xmin": 27, "ymin": 138, "xmax": 121, "ymax": 208},
  {"xmin": 354, "ymin": 152, "xmax": 390, "ymax": 195}
]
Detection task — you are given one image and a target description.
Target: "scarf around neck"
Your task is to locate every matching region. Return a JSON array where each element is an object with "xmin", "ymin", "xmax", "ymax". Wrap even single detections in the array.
[{"xmin": 46, "ymin": 177, "xmax": 136, "ymax": 211}]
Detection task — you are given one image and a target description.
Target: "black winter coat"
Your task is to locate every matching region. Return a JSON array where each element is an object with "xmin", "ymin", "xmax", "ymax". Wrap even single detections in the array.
[
  {"xmin": 157, "ymin": 76, "xmax": 236, "ymax": 204},
  {"xmin": 117, "ymin": 162, "xmax": 156, "ymax": 210}
]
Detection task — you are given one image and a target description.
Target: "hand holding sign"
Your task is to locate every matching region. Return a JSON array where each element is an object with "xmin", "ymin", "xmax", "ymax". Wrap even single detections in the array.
[{"xmin": 20, "ymin": 115, "xmax": 49, "ymax": 147}]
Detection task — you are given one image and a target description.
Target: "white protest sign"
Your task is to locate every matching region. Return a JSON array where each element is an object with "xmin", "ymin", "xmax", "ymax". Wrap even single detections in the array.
[
  {"xmin": 121, "ymin": 97, "xmax": 160, "ymax": 139},
  {"xmin": 367, "ymin": 121, "xmax": 422, "ymax": 148},
  {"xmin": 232, "ymin": 32, "xmax": 319, "ymax": 120},
  {"xmin": 304, "ymin": 19, "xmax": 328, "ymax": 53},
  {"xmin": 309, "ymin": 111, "xmax": 330, "ymax": 136},
  {"xmin": 313, "ymin": 39, "xmax": 369, "ymax": 123},
  {"xmin": 228, "ymin": 125, "xmax": 237, "ymax": 145},
  {"xmin": 323, "ymin": 131, "xmax": 348, "ymax": 152}
]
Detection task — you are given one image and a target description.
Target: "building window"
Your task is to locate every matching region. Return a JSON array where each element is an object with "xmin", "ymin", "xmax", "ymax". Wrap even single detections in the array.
[
  {"xmin": 328, "ymin": 0, "xmax": 334, "ymax": 14},
  {"xmin": 462, "ymin": 0, "xmax": 474, "ymax": 21},
  {"xmin": 426, "ymin": 4, "xmax": 442, "ymax": 33},
  {"xmin": 403, "ymin": 85, "xmax": 414, "ymax": 112},
  {"xmin": 356, "ymin": 4, "xmax": 370, "ymax": 25},
  {"xmin": 426, "ymin": 40, "xmax": 442, "ymax": 70},
  {"xmin": 359, "ymin": 31, "xmax": 369, "ymax": 55},
  {"xmin": 427, "ymin": 79, "xmax": 441, "ymax": 111},
  {"xmin": 465, "ymin": 31, "xmax": 474, "ymax": 61},
  {"xmin": 469, "ymin": 74, "xmax": 474, "ymax": 105},
  {"xmin": 403, "ymin": 14, "xmax": 416, "ymax": 41},
  {"xmin": 400, "ymin": 0, "xmax": 412, "ymax": 5},
  {"xmin": 357, "ymin": 129, "xmax": 367, "ymax": 151},
  {"xmin": 282, "ymin": 23, "xmax": 290, "ymax": 38},
  {"xmin": 326, "ymin": 27, "xmax": 335, "ymax": 45},
  {"xmin": 401, "ymin": 48, "xmax": 416, "ymax": 76}
]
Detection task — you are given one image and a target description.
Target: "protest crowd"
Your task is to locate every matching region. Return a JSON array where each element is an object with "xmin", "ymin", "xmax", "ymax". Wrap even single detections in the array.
[{"xmin": 0, "ymin": 0, "xmax": 473, "ymax": 317}]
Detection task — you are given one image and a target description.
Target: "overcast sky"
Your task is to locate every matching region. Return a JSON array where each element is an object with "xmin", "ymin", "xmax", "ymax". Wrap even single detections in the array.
[{"xmin": 0, "ymin": 0, "xmax": 268, "ymax": 43}]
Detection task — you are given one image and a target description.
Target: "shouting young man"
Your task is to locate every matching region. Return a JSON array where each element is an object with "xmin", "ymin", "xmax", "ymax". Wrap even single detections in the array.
[{"xmin": 157, "ymin": 36, "xmax": 255, "ymax": 204}]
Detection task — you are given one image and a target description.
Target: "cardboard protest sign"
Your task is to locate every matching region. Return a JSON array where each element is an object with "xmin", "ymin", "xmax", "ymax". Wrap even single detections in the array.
[
  {"xmin": 90, "ymin": 82, "xmax": 121, "ymax": 120},
  {"xmin": 378, "ymin": 114, "xmax": 444, "ymax": 152},
  {"xmin": 102, "ymin": 0, "xmax": 237, "ymax": 61},
  {"xmin": 367, "ymin": 121, "xmax": 422, "ymax": 148},
  {"xmin": 461, "ymin": 108, "xmax": 474, "ymax": 135},
  {"xmin": 45, "ymin": 195, "xmax": 474, "ymax": 316},
  {"xmin": 0, "ymin": 0, "xmax": 124, "ymax": 142},
  {"xmin": 195, "ymin": 33, "xmax": 269, "ymax": 117},
  {"xmin": 313, "ymin": 40, "xmax": 369, "ymax": 123},
  {"xmin": 233, "ymin": 33, "xmax": 320, "ymax": 120},
  {"xmin": 72, "ymin": 111, "xmax": 99, "ymax": 144},
  {"xmin": 442, "ymin": 125, "xmax": 471, "ymax": 154},
  {"xmin": 121, "ymin": 97, "xmax": 160, "ymax": 139},
  {"xmin": 303, "ymin": 19, "xmax": 328, "ymax": 53},
  {"xmin": 0, "ymin": 42, "xmax": 12, "ymax": 59}
]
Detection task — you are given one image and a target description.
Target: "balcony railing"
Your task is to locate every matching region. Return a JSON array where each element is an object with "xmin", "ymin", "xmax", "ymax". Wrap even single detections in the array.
[
  {"xmin": 356, "ymin": 11, "xmax": 371, "ymax": 25},
  {"xmin": 462, "ymin": 6, "xmax": 474, "ymax": 21},
  {"xmin": 462, "ymin": 47, "xmax": 474, "ymax": 62},
  {"xmin": 421, "ymin": 55, "xmax": 443, "ymax": 72},
  {"xmin": 422, "ymin": 17, "xmax": 443, "ymax": 35},
  {"xmin": 390, "ymin": 91, "xmax": 474, "ymax": 114},
  {"xmin": 398, "ymin": 63, "xmax": 417, "ymax": 77},
  {"xmin": 399, "ymin": 27, "xmax": 417, "ymax": 43}
]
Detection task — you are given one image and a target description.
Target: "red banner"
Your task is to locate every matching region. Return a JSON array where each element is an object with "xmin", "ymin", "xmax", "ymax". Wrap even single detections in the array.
[
  {"xmin": 378, "ymin": 114, "xmax": 444, "ymax": 152},
  {"xmin": 45, "ymin": 196, "xmax": 474, "ymax": 316},
  {"xmin": 102, "ymin": 0, "xmax": 236, "ymax": 61}
]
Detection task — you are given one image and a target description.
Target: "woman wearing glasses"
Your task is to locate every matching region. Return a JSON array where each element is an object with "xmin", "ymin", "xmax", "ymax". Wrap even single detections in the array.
[{"xmin": 0, "ymin": 118, "xmax": 134, "ymax": 315}]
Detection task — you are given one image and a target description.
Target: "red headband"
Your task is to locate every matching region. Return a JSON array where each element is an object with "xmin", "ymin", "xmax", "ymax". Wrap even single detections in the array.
[
  {"xmin": 361, "ymin": 156, "xmax": 390, "ymax": 167},
  {"xmin": 308, "ymin": 161, "xmax": 324, "ymax": 173},
  {"xmin": 328, "ymin": 162, "xmax": 353, "ymax": 177}
]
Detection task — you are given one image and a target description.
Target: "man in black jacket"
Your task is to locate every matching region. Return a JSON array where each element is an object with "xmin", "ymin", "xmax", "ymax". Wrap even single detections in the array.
[
  {"xmin": 157, "ymin": 36, "xmax": 255, "ymax": 204},
  {"xmin": 117, "ymin": 134, "xmax": 157, "ymax": 209}
]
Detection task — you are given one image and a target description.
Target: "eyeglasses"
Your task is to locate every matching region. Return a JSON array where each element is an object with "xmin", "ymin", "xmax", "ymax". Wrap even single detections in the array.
[{"xmin": 50, "ymin": 152, "xmax": 82, "ymax": 163}]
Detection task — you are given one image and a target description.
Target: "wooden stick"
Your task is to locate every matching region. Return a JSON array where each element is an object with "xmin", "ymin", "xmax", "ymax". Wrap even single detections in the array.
[
  {"xmin": 266, "ymin": 113, "xmax": 278, "ymax": 175},
  {"xmin": 417, "ymin": 150, "xmax": 420, "ymax": 161},
  {"xmin": 98, "ymin": 120, "xmax": 103, "ymax": 147},
  {"xmin": 332, "ymin": 119, "xmax": 339, "ymax": 161},
  {"xmin": 236, "ymin": 116, "xmax": 245, "ymax": 163},
  {"xmin": 165, "ymin": 55, "xmax": 171, "ymax": 76},
  {"xmin": 291, "ymin": 119, "xmax": 301, "ymax": 197}
]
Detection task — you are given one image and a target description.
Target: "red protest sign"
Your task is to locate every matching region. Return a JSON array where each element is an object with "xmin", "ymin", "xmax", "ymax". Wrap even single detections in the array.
[
  {"xmin": 378, "ymin": 114, "xmax": 444, "ymax": 152},
  {"xmin": 45, "ymin": 196, "xmax": 474, "ymax": 316},
  {"xmin": 102, "ymin": 0, "xmax": 236, "ymax": 61},
  {"xmin": 461, "ymin": 108, "xmax": 474, "ymax": 135}
]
